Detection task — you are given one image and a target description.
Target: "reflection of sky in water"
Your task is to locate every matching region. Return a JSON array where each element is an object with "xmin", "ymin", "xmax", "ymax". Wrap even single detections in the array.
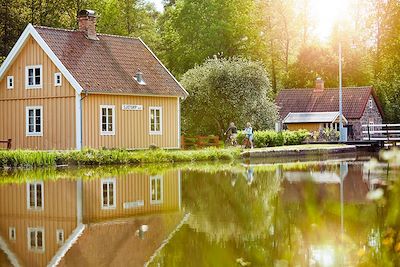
[{"xmin": 0, "ymin": 156, "xmax": 398, "ymax": 266}]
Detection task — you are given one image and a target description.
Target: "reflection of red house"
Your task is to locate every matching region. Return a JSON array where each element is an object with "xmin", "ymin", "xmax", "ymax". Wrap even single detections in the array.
[{"xmin": 281, "ymin": 164, "xmax": 370, "ymax": 204}]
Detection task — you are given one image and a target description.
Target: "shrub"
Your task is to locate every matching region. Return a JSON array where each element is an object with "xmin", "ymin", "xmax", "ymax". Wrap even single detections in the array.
[{"xmin": 235, "ymin": 129, "xmax": 310, "ymax": 148}]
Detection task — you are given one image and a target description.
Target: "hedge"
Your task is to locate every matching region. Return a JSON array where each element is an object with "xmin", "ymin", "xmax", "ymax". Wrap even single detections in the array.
[{"xmin": 236, "ymin": 130, "xmax": 309, "ymax": 148}]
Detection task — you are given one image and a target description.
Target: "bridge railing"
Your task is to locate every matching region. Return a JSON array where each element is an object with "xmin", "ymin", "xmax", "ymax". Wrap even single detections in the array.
[{"xmin": 362, "ymin": 124, "xmax": 400, "ymax": 141}]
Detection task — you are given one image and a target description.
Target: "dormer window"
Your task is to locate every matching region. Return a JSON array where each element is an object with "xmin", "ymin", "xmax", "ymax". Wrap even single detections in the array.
[
  {"xmin": 54, "ymin": 73, "xmax": 62, "ymax": 86},
  {"xmin": 134, "ymin": 70, "xmax": 146, "ymax": 85},
  {"xmin": 7, "ymin": 76, "xmax": 14, "ymax": 89},
  {"xmin": 369, "ymin": 99, "xmax": 373, "ymax": 109}
]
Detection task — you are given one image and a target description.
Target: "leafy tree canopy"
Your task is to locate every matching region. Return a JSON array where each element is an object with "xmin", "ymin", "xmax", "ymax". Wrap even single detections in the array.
[{"xmin": 181, "ymin": 57, "xmax": 278, "ymax": 136}]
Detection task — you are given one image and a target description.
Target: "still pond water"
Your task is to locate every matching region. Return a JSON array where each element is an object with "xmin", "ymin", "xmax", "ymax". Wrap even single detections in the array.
[{"xmin": 1, "ymin": 154, "xmax": 400, "ymax": 267}]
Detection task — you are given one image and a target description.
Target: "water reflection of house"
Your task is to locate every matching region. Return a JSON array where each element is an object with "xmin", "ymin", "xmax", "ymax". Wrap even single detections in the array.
[
  {"xmin": 281, "ymin": 163, "xmax": 371, "ymax": 204},
  {"xmin": 0, "ymin": 170, "xmax": 182, "ymax": 267}
]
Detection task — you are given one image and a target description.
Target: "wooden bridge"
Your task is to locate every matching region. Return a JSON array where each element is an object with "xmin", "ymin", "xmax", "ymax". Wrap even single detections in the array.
[{"xmin": 362, "ymin": 124, "xmax": 400, "ymax": 147}]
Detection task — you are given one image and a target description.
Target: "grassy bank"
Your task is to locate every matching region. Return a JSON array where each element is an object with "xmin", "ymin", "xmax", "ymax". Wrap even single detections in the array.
[{"xmin": 0, "ymin": 148, "xmax": 241, "ymax": 169}]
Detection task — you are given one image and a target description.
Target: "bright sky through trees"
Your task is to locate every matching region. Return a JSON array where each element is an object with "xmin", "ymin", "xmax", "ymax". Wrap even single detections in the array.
[{"xmin": 310, "ymin": 0, "xmax": 350, "ymax": 41}]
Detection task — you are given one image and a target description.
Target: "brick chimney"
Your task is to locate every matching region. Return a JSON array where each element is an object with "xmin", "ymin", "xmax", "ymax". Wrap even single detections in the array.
[
  {"xmin": 77, "ymin": 10, "xmax": 99, "ymax": 40},
  {"xmin": 314, "ymin": 77, "xmax": 324, "ymax": 92}
]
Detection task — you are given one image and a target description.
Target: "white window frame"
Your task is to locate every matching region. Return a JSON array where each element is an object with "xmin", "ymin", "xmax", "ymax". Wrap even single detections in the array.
[
  {"xmin": 27, "ymin": 227, "xmax": 45, "ymax": 253},
  {"xmin": 54, "ymin": 72, "xmax": 62, "ymax": 87},
  {"xmin": 26, "ymin": 106, "xmax": 43, "ymax": 136},
  {"xmin": 101, "ymin": 178, "xmax": 116, "ymax": 209},
  {"xmin": 7, "ymin": 76, "xmax": 14, "ymax": 89},
  {"xmin": 56, "ymin": 229, "xmax": 64, "ymax": 245},
  {"xmin": 150, "ymin": 175, "xmax": 163, "ymax": 205},
  {"xmin": 26, "ymin": 181, "xmax": 44, "ymax": 211},
  {"xmin": 149, "ymin": 107, "xmax": 162, "ymax": 135},
  {"xmin": 100, "ymin": 105, "xmax": 115, "ymax": 136},
  {"xmin": 369, "ymin": 99, "xmax": 373, "ymax": 109},
  {"xmin": 25, "ymin": 65, "xmax": 43, "ymax": 89},
  {"xmin": 9, "ymin": 227, "xmax": 16, "ymax": 241}
]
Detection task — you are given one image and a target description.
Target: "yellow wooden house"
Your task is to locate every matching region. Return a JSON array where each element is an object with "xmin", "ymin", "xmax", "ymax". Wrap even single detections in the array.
[{"xmin": 0, "ymin": 10, "xmax": 188, "ymax": 150}]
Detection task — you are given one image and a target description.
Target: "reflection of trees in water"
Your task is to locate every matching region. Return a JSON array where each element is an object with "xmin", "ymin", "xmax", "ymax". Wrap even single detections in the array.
[{"xmin": 183, "ymin": 170, "xmax": 281, "ymax": 244}]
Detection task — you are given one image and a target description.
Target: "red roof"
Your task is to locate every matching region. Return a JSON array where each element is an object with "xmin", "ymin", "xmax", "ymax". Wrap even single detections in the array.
[
  {"xmin": 276, "ymin": 87, "xmax": 383, "ymax": 120},
  {"xmin": 34, "ymin": 26, "xmax": 187, "ymax": 97}
]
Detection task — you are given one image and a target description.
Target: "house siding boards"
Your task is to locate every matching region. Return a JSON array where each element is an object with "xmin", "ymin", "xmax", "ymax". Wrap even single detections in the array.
[
  {"xmin": 82, "ymin": 94, "xmax": 179, "ymax": 149},
  {"xmin": 0, "ymin": 36, "xmax": 76, "ymax": 150},
  {"xmin": 82, "ymin": 170, "xmax": 180, "ymax": 223},
  {"xmin": 287, "ymin": 123, "xmax": 320, "ymax": 132},
  {"xmin": 0, "ymin": 180, "xmax": 77, "ymax": 266}
]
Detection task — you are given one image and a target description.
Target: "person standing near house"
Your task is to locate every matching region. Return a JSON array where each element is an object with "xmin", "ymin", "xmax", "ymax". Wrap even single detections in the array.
[
  {"xmin": 224, "ymin": 122, "xmax": 238, "ymax": 145},
  {"xmin": 244, "ymin": 122, "xmax": 254, "ymax": 149}
]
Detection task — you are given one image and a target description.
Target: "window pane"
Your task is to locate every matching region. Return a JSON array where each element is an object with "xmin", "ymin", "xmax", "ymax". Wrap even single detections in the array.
[
  {"xmin": 102, "ymin": 124, "xmax": 107, "ymax": 131},
  {"xmin": 103, "ymin": 184, "xmax": 108, "ymax": 205},
  {"xmin": 37, "ymin": 231, "xmax": 42, "ymax": 248},
  {"xmin": 30, "ymin": 231, "xmax": 36, "ymax": 247},
  {"xmin": 109, "ymin": 184, "xmax": 114, "ymax": 205},
  {"xmin": 28, "ymin": 69, "xmax": 33, "ymax": 77},
  {"xmin": 108, "ymin": 108, "xmax": 112, "ymax": 116},
  {"xmin": 108, "ymin": 124, "xmax": 113, "ymax": 131},
  {"xmin": 35, "ymin": 68, "xmax": 40, "ymax": 77},
  {"xmin": 108, "ymin": 115, "xmax": 113, "ymax": 124},
  {"xmin": 29, "ymin": 185, "xmax": 35, "ymax": 207},
  {"xmin": 35, "ymin": 76, "xmax": 40, "ymax": 85},
  {"xmin": 28, "ymin": 77, "xmax": 33, "ymax": 86},
  {"xmin": 36, "ymin": 184, "xmax": 42, "ymax": 207},
  {"xmin": 102, "ymin": 108, "xmax": 106, "ymax": 116}
]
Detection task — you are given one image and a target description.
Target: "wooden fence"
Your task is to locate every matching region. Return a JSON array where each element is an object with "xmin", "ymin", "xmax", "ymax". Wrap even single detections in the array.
[
  {"xmin": 181, "ymin": 136, "xmax": 221, "ymax": 149},
  {"xmin": 362, "ymin": 124, "xmax": 400, "ymax": 143}
]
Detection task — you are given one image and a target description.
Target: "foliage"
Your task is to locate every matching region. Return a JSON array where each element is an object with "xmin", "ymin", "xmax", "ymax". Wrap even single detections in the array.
[
  {"xmin": 236, "ymin": 129, "xmax": 309, "ymax": 148},
  {"xmin": 157, "ymin": 0, "xmax": 263, "ymax": 77},
  {"xmin": 309, "ymin": 128, "xmax": 340, "ymax": 142},
  {"xmin": 181, "ymin": 57, "xmax": 278, "ymax": 136},
  {"xmin": 0, "ymin": 148, "xmax": 241, "ymax": 169}
]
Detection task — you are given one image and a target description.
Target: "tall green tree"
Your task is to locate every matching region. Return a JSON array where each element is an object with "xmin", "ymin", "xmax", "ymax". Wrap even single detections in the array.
[
  {"xmin": 157, "ymin": 0, "xmax": 263, "ymax": 77},
  {"xmin": 180, "ymin": 57, "xmax": 278, "ymax": 136}
]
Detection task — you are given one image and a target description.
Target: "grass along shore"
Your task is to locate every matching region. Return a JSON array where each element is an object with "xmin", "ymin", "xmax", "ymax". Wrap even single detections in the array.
[
  {"xmin": 0, "ymin": 148, "xmax": 241, "ymax": 169},
  {"xmin": 0, "ymin": 144, "xmax": 356, "ymax": 169}
]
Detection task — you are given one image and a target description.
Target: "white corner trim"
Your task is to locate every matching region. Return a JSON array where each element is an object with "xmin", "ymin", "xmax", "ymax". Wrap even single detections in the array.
[
  {"xmin": 0, "ymin": 235, "xmax": 21, "ymax": 267},
  {"xmin": 47, "ymin": 224, "xmax": 86, "ymax": 267},
  {"xmin": 0, "ymin": 24, "xmax": 83, "ymax": 94},
  {"xmin": 177, "ymin": 97, "xmax": 181, "ymax": 148},
  {"xmin": 138, "ymin": 38, "xmax": 189, "ymax": 98},
  {"xmin": 75, "ymin": 92, "xmax": 82, "ymax": 150}
]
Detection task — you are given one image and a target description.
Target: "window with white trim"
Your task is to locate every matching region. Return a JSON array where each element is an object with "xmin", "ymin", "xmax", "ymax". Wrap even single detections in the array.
[
  {"xmin": 101, "ymin": 178, "xmax": 116, "ymax": 209},
  {"xmin": 150, "ymin": 175, "xmax": 163, "ymax": 204},
  {"xmin": 369, "ymin": 99, "xmax": 373, "ymax": 109},
  {"xmin": 27, "ymin": 182, "xmax": 44, "ymax": 210},
  {"xmin": 7, "ymin": 76, "xmax": 14, "ymax": 89},
  {"xmin": 26, "ymin": 106, "xmax": 43, "ymax": 136},
  {"xmin": 9, "ymin": 227, "xmax": 16, "ymax": 241},
  {"xmin": 25, "ymin": 65, "xmax": 42, "ymax": 89},
  {"xmin": 28, "ymin": 227, "xmax": 44, "ymax": 252},
  {"xmin": 149, "ymin": 107, "xmax": 162, "ymax": 135},
  {"xmin": 54, "ymin": 73, "xmax": 62, "ymax": 86},
  {"xmin": 56, "ymin": 229, "xmax": 64, "ymax": 245},
  {"xmin": 100, "ymin": 105, "xmax": 115, "ymax": 135}
]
